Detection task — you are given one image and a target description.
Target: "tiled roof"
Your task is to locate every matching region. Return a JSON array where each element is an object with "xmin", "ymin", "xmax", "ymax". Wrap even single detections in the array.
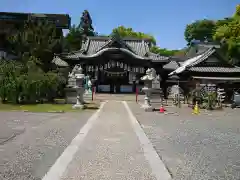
[
  {"xmin": 95, "ymin": 36, "xmax": 136, "ymax": 54},
  {"xmin": 65, "ymin": 50, "xmax": 85, "ymax": 59},
  {"xmin": 83, "ymin": 36, "xmax": 150, "ymax": 57},
  {"xmin": 168, "ymin": 47, "xmax": 240, "ymax": 75},
  {"xmin": 188, "ymin": 48, "xmax": 216, "ymax": 67},
  {"xmin": 188, "ymin": 66, "xmax": 240, "ymax": 73},
  {"xmin": 170, "ymin": 55, "xmax": 188, "ymax": 62},
  {"xmin": 147, "ymin": 52, "xmax": 169, "ymax": 62},
  {"xmin": 187, "ymin": 42, "xmax": 221, "ymax": 57},
  {"xmin": 57, "ymin": 35, "xmax": 169, "ymax": 62},
  {"xmin": 125, "ymin": 40, "xmax": 149, "ymax": 57},
  {"xmin": 52, "ymin": 56, "xmax": 69, "ymax": 66},
  {"xmin": 163, "ymin": 60, "xmax": 182, "ymax": 70},
  {"xmin": 169, "ymin": 48, "xmax": 216, "ymax": 75},
  {"xmin": 87, "ymin": 38, "xmax": 109, "ymax": 54},
  {"xmin": 192, "ymin": 76, "xmax": 240, "ymax": 80},
  {"xmin": 197, "ymin": 42, "xmax": 221, "ymax": 49}
]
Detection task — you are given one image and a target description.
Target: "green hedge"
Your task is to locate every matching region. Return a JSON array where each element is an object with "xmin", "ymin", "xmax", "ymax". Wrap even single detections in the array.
[{"xmin": 0, "ymin": 59, "xmax": 65, "ymax": 104}]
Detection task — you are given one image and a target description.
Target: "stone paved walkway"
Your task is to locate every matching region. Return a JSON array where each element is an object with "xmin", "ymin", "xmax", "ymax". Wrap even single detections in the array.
[{"xmin": 43, "ymin": 101, "xmax": 171, "ymax": 180}]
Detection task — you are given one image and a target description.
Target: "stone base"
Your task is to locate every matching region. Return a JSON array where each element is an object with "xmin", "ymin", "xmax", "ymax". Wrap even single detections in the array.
[
  {"xmin": 141, "ymin": 104, "xmax": 154, "ymax": 112},
  {"xmin": 151, "ymin": 88, "xmax": 163, "ymax": 94},
  {"xmin": 85, "ymin": 90, "xmax": 92, "ymax": 94},
  {"xmin": 65, "ymin": 88, "xmax": 78, "ymax": 104},
  {"xmin": 65, "ymin": 87, "xmax": 87, "ymax": 104},
  {"xmin": 72, "ymin": 104, "xmax": 84, "ymax": 109},
  {"xmin": 144, "ymin": 107, "xmax": 154, "ymax": 112}
]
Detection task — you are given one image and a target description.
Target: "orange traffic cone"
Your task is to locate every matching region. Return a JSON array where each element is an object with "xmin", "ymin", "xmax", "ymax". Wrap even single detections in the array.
[{"xmin": 159, "ymin": 104, "xmax": 165, "ymax": 113}]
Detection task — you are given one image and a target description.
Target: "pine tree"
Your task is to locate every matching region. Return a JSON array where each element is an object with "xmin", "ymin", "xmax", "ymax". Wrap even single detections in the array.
[
  {"xmin": 64, "ymin": 10, "xmax": 96, "ymax": 51},
  {"xmin": 79, "ymin": 10, "xmax": 95, "ymax": 40}
]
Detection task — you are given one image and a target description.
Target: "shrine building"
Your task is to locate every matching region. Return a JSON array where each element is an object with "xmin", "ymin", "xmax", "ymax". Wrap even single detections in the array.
[
  {"xmin": 53, "ymin": 35, "xmax": 169, "ymax": 93},
  {"xmin": 53, "ymin": 35, "xmax": 240, "ymax": 95}
]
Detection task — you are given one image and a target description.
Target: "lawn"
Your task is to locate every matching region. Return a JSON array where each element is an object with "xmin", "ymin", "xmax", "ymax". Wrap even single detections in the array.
[{"xmin": 0, "ymin": 103, "xmax": 99, "ymax": 112}]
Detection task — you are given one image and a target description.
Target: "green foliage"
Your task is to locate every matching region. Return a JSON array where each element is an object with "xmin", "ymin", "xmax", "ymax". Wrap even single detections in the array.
[
  {"xmin": 79, "ymin": 10, "xmax": 95, "ymax": 37},
  {"xmin": 111, "ymin": 26, "xmax": 156, "ymax": 45},
  {"xmin": 150, "ymin": 46, "xmax": 182, "ymax": 56},
  {"xmin": 0, "ymin": 58, "xmax": 64, "ymax": 104},
  {"xmin": 64, "ymin": 10, "xmax": 96, "ymax": 52},
  {"xmin": 203, "ymin": 92, "xmax": 217, "ymax": 110},
  {"xmin": 215, "ymin": 18, "xmax": 233, "ymax": 28},
  {"xmin": 64, "ymin": 25, "xmax": 83, "ymax": 51},
  {"xmin": 111, "ymin": 26, "xmax": 184, "ymax": 55},
  {"xmin": 213, "ymin": 6, "xmax": 240, "ymax": 64},
  {"xmin": 0, "ymin": 60, "xmax": 22, "ymax": 102},
  {"xmin": 1, "ymin": 20, "xmax": 66, "ymax": 104},
  {"xmin": 8, "ymin": 20, "xmax": 62, "ymax": 72},
  {"xmin": 184, "ymin": 5, "xmax": 240, "ymax": 65},
  {"xmin": 234, "ymin": 4, "xmax": 240, "ymax": 18},
  {"xmin": 184, "ymin": 19, "xmax": 216, "ymax": 44}
]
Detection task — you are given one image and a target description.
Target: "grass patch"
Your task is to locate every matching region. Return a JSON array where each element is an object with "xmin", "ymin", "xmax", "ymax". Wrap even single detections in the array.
[{"xmin": 0, "ymin": 103, "xmax": 99, "ymax": 113}]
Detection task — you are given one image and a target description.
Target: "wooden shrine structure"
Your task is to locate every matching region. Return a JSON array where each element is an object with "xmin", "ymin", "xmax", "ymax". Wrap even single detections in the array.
[
  {"xmin": 53, "ymin": 35, "xmax": 169, "ymax": 93},
  {"xmin": 53, "ymin": 37, "xmax": 240, "ymax": 96}
]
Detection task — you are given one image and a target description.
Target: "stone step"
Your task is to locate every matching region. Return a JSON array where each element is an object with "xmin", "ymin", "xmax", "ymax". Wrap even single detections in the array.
[{"xmin": 92, "ymin": 94, "xmax": 164, "ymax": 102}]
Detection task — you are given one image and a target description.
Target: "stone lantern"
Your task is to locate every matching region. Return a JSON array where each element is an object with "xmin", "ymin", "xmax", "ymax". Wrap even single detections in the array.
[
  {"xmin": 73, "ymin": 66, "xmax": 86, "ymax": 109},
  {"xmin": 65, "ymin": 64, "xmax": 85, "ymax": 109},
  {"xmin": 140, "ymin": 68, "xmax": 155, "ymax": 111}
]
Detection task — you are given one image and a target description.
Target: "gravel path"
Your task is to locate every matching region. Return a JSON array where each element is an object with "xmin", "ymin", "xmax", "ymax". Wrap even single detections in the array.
[
  {"xmin": 128, "ymin": 102, "xmax": 240, "ymax": 180},
  {"xmin": 3, "ymin": 102, "xmax": 238, "ymax": 180},
  {"xmin": 0, "ymin": 111, "xmax": 94, "ymax": 180}
]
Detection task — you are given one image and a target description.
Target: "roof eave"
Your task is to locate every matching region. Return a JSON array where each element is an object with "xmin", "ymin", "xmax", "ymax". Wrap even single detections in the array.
[{"xmin": 64, "ymin": 47, "xmax": 151, "ymax": 61}]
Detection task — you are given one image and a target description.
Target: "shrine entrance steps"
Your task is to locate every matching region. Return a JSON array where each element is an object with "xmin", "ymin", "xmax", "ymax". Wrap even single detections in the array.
[
  {"xmin": 92, "ymin": 93, "xmax": 143, "ymax": 101},
  {"xmin": 92, "ymin": 93, "xmax": 164, "ymax": 102}
]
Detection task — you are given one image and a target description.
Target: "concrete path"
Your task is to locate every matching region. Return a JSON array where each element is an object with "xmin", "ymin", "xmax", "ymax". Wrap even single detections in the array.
[{"xmin": 43, "ymin": 101, "xmax": 171, "ymax": 180}]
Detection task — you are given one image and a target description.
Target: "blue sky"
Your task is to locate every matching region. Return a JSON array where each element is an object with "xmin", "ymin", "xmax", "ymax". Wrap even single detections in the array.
[{"xmin": 1, "ymin": 0, "xmax": 239, "ymax": 49}]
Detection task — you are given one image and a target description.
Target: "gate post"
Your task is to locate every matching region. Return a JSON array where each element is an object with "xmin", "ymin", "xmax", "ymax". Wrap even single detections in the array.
[
  {"xmin": 92, "ymin": 86, "xmax": 95, "ymax": 101},
  {"xmin": 136, "ymin": 87, "xmax": 138, "ymax": 103}
]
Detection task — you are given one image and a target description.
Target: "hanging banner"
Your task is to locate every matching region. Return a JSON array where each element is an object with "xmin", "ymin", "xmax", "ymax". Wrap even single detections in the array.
[
  {"xmin": 85, "ymin": 60, "xmax": 145, "ymax": 73},
  {"xmin": 103, "ymin": 70, "xmax": 127, "ymax": 76}
]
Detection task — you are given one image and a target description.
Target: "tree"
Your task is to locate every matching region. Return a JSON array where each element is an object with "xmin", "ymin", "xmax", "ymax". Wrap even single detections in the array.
[
  {"xmin": 64, "ymin": 25, "xmax": 83, "ymax": 51},
  {"xmin": 111, "ymin": 26, "xmax": 184, "ymax": 56},
  {"xmin": 111, "ymin": 26, "xmax": 156, "ymax": 45},
  {"xmin": 184, "ymin": 19, "xmax": 216, "ymax": 44},
  {"xmin": 150, "ymin": 46, "xmax": 183, "ymax": 56},
  {"xmin": 213, "ymin": 5, "xmax": 240, "ymax": 64},
  {"xmin": 65, "ymin": 10, "xmax": 96, "ymax": 51},
  {"xmin": 234, "ymin": 4, "xmax": 240, "ymax": 18},
  {"xmin": 0, "ymin": 57, "xmax": 64, "ymax": 104},
  {"xmin": 2, "ymin": 20, "xmax": 66, "ymax": 104},
  {"xmin": 8, "ymin": 20, "xmax": 62, "ymax": 72},
  {"xmin": 79, "ymin": 10, "xmax": 95, "ymax": 38},
  {"xmin": 215, "ymin": 18, "xmax": 233, "ymax": 28}
]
